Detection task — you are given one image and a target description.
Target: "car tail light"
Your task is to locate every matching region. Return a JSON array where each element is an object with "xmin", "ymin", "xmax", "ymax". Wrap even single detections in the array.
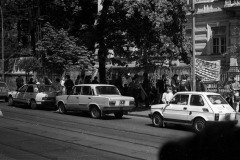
[
  {"xmin": 109, "ymin": 101, "xmax": 116, "ymax": 106},
  {"xmin": 130, "ymin": 101, "xmax": 135, "ymax": 106},
  {"xmin": 215, "ymin": 113, "xmax": 219, "ymax": 121}
]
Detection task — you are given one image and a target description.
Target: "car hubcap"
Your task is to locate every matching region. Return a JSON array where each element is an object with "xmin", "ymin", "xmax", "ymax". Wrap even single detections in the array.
[
  {"xmin": 92, "ymin": 108, "xmax": 99, "ymax": 118},
  {"xmin": 154, "ymin": 115, "xmax": 161, "ymax": 125},
  {"xmin": 59, "ymin": 104, "xmax": 64, "ymax": 113},
  {"xmin": 196, "ymin": 121, "xmax": 204, "ymax": 131},
  {"xmin": 31, "ymin": 101, "xmax": 36, "ymax": 109},
  {"xmin": 9, "ymin": 98, "xmax": 12, "ymax": 105}
]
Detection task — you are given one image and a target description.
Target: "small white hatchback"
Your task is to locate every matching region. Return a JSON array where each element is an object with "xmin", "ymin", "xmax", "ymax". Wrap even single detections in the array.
[{"xmin": 149, "ymin": 92, "xmax": 238, "ymax": 132}]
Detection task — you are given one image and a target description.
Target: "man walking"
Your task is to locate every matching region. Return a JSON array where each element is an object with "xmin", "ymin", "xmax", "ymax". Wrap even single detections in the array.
[{"xmin": 64, "ymin": 75, "xmax": 74, "ymax": 95}]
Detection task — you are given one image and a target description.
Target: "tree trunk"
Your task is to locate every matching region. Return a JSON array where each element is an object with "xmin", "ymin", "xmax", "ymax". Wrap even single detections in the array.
[{"xmin": 98, "ymin": 43, "xmax": 107, "ymax": 84}]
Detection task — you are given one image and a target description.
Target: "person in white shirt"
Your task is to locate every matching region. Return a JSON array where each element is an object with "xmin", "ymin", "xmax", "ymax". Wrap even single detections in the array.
[{"xmin": 162, "ymin": 86, "xmax": 174, "ymax": 104}]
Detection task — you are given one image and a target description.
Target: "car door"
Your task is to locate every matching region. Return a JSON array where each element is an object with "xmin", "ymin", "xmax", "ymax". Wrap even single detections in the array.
[
  {"xmin": 24, "ymin": 85, "xmax": 35, "ymax": 104},
  {"xmin": 79, "ymin": 86, "xmax": 93, "ymax": 111},
  {"xmin": 15, "ymin": 85, "xmax": 28, "ymax": 103},
  {"xmin": 188, "ymin": 94, "xmax": 211, "ymax": 121},
  {"xmin": 66, "ymin": 86, "xmax": 81, "ymax": 111},
  {"xmin": 163, "ymin": 94, "xmax": 190, "ymax": 123}
]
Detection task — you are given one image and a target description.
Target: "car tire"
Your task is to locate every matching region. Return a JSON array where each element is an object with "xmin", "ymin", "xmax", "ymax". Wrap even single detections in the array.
[
  {"xmin": 193, "ymin": 118, "xmax": 206, "ymax": 132},
  {"xmin": 152, "ymin": 113, "xmax": 163, "ymax": 127},
  {"xmin": 8, "ymin": 96, "xmax": 14, "ymax": 106},
  {"xmin": 90, "ymin": 106, "xmax": 101, "ymax": 119},
  {"xmin": 58, "ymin": 103, "xmax": 67, "ymax": 114},
  {"xmin": 114, "ymin": 112, "xmax": 124, "ymax": 119},
  {"xmin": 30, "ymin": 100, "xmax": 37, "ymax": 109}
]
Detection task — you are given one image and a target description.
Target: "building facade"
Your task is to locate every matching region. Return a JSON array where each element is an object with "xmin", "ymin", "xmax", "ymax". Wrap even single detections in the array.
[{"xmin": 187, "ymin": 0, "xmax": 240, "ymax": 66}]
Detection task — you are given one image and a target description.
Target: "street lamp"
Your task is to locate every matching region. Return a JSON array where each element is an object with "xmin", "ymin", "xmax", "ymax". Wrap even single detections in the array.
[
  {"xmin": 192, "ymin": 0, "xmax": 196, "ymax": 91},
  {"xmin": 0, "ymin": 5, "xmax": 4, "ymax": 81}
]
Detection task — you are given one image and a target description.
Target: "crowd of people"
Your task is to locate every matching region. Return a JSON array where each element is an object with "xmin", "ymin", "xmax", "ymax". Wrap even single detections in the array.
[{"xmin": 15, "ymin": 72, "xmax": 209, "ymax": 108}]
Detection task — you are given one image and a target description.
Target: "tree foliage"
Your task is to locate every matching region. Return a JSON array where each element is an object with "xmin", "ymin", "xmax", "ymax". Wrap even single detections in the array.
[{"xmin": 36, "ymin": 23, "xmax": 94, "ymax": 74}]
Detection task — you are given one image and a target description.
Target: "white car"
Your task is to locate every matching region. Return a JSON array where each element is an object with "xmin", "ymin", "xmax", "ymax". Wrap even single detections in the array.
[
  {"xmin": 0, "ymin": 82, "xmax": 9, "ymax": 102},
  {"xmin": 8, "ymin": 84, "xmax": 59, "ymax": 109},
  {"xmin": 56, "ymin": 84, "xmax": 135, "ymax": 119},
  {"xmin": 149, "ymin": 92, "xmax": 238, "ymax": 132}
]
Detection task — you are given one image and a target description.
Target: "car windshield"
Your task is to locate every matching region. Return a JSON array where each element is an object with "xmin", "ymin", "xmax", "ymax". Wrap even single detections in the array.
[
  {"xmin": 38, "ymin": 85, "xmax": 56, "ymax": 92},
  {"xmin": 207, "ymin": 95, "xmax": 228, "ymax": 105},
  {"xmin": 96, "ymin": 86, "xmax": 120, "ymax": 95}
]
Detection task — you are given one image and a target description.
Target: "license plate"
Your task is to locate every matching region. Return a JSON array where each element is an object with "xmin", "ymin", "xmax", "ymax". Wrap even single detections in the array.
[{"xmin": 120, "ymin": 100, "xmax": 125, "ymax": 106}]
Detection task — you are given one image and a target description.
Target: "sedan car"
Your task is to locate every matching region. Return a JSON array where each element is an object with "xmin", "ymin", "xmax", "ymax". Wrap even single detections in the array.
[
  {"xmin": 0, "ymin": 81, "xmax": 9, "ymax": 102},
  {"xmin": 56, "ymin": 84, "xmax": 135, "ymax": 119},
  {"xmin": 149, "ymin": 92, "xmax": 238, "ymax": 132},
  {"xmin": 8, "ymin": 84, "xmax": 59, "ymax": 109}
]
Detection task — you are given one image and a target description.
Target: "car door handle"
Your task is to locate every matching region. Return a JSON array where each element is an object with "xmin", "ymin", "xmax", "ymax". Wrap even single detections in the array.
[{"xmin": 183, "ymin": 107, "xmax": 187, "ymax": 110}]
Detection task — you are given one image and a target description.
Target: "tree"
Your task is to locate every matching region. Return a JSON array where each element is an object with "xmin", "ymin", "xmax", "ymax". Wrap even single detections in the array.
[
  {"xmin": 36, "ymin": 23, "xmax": 94, "ymax": 74},
  {"xmin": 94, "ymin": 0, "xmax": 191, "ymax": 82}
]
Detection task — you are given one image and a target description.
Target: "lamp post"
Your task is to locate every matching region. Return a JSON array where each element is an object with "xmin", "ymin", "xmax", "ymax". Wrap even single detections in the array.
[
  {"xmin": 192, "ymin": 0, "xmax": 196, "ymax": 91},
  {"xmin": 0, "ymin": 5, "xmax": 4, "ymax": 81}
]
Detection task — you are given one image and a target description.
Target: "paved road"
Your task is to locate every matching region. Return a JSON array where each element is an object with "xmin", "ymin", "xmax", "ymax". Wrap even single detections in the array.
[{"xmin": 0, "ymin": 101, "xmax": 194, "ymax": 160}]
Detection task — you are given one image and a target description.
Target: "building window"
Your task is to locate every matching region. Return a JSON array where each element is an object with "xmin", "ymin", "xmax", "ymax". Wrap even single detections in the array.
[{"xmin": 212, "ymin": 26, "xmax": 226, "ymax": 55}]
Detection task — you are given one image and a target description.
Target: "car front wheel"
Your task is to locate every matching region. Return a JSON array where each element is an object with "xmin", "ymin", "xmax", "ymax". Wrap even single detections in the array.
[
  {"xmin": 90, "ymin": 106, "xmax": 101, "ymax": 119},
  {"xmin": 8, "ymin": 96, "xmax": 14, "ymax": 106},
  {"xmin": 193, "ymin": 118, "xmax": 206, "ymax": 132},
  {"xmin": 152, "ymin": 113, "xmax": 163, "ymax": 127},
  {"xmin": 58, "ymin": 103, "xmax": 67, "ymax": 114}
]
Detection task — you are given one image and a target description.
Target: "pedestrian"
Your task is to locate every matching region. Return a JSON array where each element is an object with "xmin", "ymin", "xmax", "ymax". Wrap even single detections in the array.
[
  {"xmin": 142, "ymin": 72, "xmax": 151, "ymax": 108},
  {"xmin": 115, "ymin": 75, "xmax": 123, "ymax": 94},
  {"xmin": 162, "ymin": 86, "xmax": 174, "ymax": 104},
  {"xmin": 64, "ymin": 75, "xmax": 74, "ymax": 95},
  {"xmin": 171, "ymin": 74, "xmax": 180, "ymax": 94},
  {"xmin": 230, "ymin": 76, "xmax": 240, "ymax": 112},
  {"xmin": 92, "ymin": 76, "xmax": 99, "ymax": 84},
  {"xmin": 52, "ymin": 78, "xmax": 62, "ymax": 92},
  {"xmin": 179, "ymin": 75, "xmax": 191, "ymax": 91},
  {"xmin": 156, "ymin": 74, "xmax": 168, "ymax": 103},
  {"xmin": 16, "ymin": 75, "xmax": 24, "ymax": 89},
  {"xmin": 122, "ymin": 83, "xmax": 129, "ymax": 96},
  {"xmin": 128, "ymin": 74, "xmax": 141, "ymax": 107},
  {"xmin": 196, "ymin": 75, "xmax": 206, "ymax": 92},
  {"xmin": 75, "ymin": 75, "xmax": 84, "ymax": 85},
  {"xmin": 44, "ymin": 76, "xmax": 52, "ymax": 85},
  {"xmin": 84, "ymin": 75, "xmax": 91, "ymax": 84},
  {"xmin": 28, "ymin": 78, "xmax": 36, "ymax": 84}
]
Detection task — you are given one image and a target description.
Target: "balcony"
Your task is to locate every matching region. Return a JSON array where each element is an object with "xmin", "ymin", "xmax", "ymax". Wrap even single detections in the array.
[{"xmin": 224, "ymin": 0, "xmax": 240, "ymax": 8}]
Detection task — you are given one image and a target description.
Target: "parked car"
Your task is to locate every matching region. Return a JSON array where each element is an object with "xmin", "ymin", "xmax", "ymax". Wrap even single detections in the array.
[
  {"xmin": 8, "ymin": 84, "xmax": 60, "ymax": 109},
  {"xmin": 56, "ymin": 84, "xmax": 135, "ymax": 119},
  {"xmin": 0, "ymin": 81, "xmax": 9, "ymax": 102},
  {"xmin": 149, "ymin": 92, "xmax": 238, "ymax": 132}
]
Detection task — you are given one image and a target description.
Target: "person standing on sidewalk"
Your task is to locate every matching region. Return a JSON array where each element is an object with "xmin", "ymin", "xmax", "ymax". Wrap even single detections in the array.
[
  {"xmin": 64, "ymin": 75, "xmax": 74, "ymax": 95},
  {"xmin": 162, "ymin": 86, "xmax": 173, "ymax": 104},
  {"xmin": 230, "ymin": 76, "xmax": 240, "ymax": 112},
  {"xmin": 16, "ymin": 75, "xmax": 24, "ymax": 89}
]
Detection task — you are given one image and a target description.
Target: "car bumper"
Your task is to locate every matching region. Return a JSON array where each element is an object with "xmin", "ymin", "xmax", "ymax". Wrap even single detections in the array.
[
  {"xmin": 102, "ymin": 106, "xmax": 134, "ymax": 112},
  {"xmin": 206, "ymin": 120, "xmax": 238, "ymax": 126},
  {"xmin": 37, "ymin": 101, "xmax": 56, "ymax": 107}
]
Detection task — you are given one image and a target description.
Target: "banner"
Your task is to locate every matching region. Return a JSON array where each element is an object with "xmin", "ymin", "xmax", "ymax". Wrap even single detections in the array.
[{"xmin": 195, "ymin": 58, "xmax": 221, "ymax": 81}]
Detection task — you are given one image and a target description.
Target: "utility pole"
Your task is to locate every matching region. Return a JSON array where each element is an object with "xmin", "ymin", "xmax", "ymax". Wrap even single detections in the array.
[
  {"xmin": 192, "ymin": 0, "xmax": 196, "ymax": 91},
  {"xmin": 0, "ymin": 4, "xmax": 4, "ymax": 81}
]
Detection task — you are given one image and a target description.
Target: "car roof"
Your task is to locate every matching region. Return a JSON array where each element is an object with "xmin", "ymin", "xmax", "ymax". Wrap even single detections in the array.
[
  {"xmin": 74, "ymin": 84, "xmax": 115, "ymax": 87},
  {"xmin": 175, "ymin": 91, "xmax": 220, "ymax": 96}
]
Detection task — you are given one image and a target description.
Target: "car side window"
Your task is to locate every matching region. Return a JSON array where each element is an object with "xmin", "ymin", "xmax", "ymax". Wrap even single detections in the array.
[
  {"xmin": 72, "ymin": 86, "xmax": 81, "ymax": 95},
  {"xmin": 170, "ymin": 94, "xmax": 189, "ymax": 105},
  {"xmin": 190, "ymin": 95, "xmax": 204, "ymax": 106},
  {"xmin": 81, "ymin": 86, "xmax": 92, "ymax": 95},
  {"xmin": 26, "ymin": 85, "xmax": 34, "ymax": 93},
  {"xmin": 19, "ymin": 85, "xmax": 28, "ymax": 92}
]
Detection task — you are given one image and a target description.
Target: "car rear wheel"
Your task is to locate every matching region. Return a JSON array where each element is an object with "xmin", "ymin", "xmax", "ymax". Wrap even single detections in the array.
[
  {"xmin": 30, "ymin": 100, "xmax": 37, "ymax": 109},
  {"xmin": 152, "ymin": 113, "xmax": 163, "ymax": 127},
  {"xmin": 90, "ymin": 106, "xmax": 101, "ymax": 119},
  {"xmin": 8, "ymin": 96, "xmax": 14, "ymax": 106},
  {"xmin": 114, "ymin": 112, "xmax": 124, "ymax": 119},
  {"xmin": 58, "ymin": 103, "xmax": 67, "ymax": 114},
  {"xmin": 193, "ymin": 118, "xmax": 206, "ymax": 132}
]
